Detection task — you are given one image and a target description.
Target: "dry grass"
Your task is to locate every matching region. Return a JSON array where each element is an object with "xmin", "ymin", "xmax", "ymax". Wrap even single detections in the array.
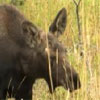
[{"xmin": 0, "ymin": 0, "xmax": 100, "ymax": 100}]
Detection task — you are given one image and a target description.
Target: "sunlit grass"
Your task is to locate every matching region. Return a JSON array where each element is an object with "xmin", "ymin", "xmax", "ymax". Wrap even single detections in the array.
[{"xmin": 0, "ymin": 0, "xmax": 100, "ymax": 100}]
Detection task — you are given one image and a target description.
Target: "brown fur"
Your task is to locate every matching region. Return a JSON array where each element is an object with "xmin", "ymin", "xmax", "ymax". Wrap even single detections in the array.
[{"xmin": 0, "ymin": 4, "xmax": 81, "ymax": 100}]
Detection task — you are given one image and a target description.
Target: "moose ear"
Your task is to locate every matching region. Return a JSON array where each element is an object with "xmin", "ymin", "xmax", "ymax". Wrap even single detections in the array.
[
  {"xmin": 49, "ymin": 8, "xmax": 67, "ymax": 37},
  {"xmin": 22, "ymin": 21, "xmax": 38, "ymax": 37},
  {"xmin": 22, "ymin": 21, "xmax": 39, "ymax": 47}
]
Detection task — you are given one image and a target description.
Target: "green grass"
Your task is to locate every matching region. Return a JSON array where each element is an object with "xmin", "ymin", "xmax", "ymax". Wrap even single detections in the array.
[{"xmin": 0, "ymin": 0, "xmax": 100, "ymax": 100}]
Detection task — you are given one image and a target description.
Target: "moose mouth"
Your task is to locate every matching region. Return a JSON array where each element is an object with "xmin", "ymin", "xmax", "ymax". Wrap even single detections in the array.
[
  {"xmin": 48, "ymin": 75, "xmax": 81, "ymax": 93},
  {"xmin": 62, "ymin": 75, "xmax": 81, "ymax": 92}
]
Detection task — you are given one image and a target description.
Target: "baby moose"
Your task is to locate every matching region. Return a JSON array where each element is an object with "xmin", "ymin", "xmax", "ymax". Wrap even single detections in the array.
[{"xmin": 0, "ymin": 4, "xmax": 81, "ymax": 100}]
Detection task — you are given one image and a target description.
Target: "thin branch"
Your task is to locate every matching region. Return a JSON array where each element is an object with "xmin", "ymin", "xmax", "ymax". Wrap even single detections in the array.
[
  {"xmin": 78, "ymin": 0, "xmax": 81, "ymax": 6},
  {"xmin": 73, "ymin": 0, "xmax": 81, "ymax": 6},
  {"xmin": 72, "ymin": 0, "xmax": 83, "ymax": 56},
  {"xmin": 73, "ymin": 0, "xmax": 77, "ymax": 6},
  {"xmin": 72, "ymin": 0, "xmax": 82, "ymax": 41}
]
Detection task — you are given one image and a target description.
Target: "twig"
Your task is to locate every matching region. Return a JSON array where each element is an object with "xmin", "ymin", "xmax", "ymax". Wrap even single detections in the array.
[
  {"xmin": 72, "ymin": 0, "xmax": 83, "ymax": 56},
  {"xmin": 73, "ymin": 0, "xmax": 81, "ymax": 41}
]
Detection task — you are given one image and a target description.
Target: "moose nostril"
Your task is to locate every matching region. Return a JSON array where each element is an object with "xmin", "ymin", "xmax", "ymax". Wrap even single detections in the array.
[
  {"xmin": 73, "ymin": 74, "xmax": 81, "ymax": 90},
  {"xmin": 77, "ymin": 79, "xmax": 81, "ymax": 88}
]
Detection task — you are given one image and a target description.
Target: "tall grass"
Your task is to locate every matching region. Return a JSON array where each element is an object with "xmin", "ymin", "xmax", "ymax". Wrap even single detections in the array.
[{"xmin": 0, "ymin": 0, "xmax": 100, "ymax": 100}]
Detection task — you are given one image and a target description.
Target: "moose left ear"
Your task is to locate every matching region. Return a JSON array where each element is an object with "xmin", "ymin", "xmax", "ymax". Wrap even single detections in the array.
[
  {"xmin": 22, "ymin": 21, "xmax": 39, "ymax": 37},
  {"xmin": 49, "ymin": 8, "xmax": 67, "ymax": 37}
]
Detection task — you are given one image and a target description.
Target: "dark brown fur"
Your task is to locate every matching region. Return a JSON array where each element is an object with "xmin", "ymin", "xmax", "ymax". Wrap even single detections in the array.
[{"xmin": 0, "ymin": 4, "xmax": 81, "ymax": 100}]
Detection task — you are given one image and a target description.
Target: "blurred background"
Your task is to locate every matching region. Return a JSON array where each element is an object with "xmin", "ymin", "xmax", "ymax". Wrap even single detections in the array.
[{"xmin": 0, "ymin": 0, "xmax": 100, "ymax": 100}]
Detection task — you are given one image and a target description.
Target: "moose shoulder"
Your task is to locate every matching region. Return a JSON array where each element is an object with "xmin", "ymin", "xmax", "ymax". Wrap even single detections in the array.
[{"xmin": 0, "ymin": 4, "xmax": 81, "ymax": 100}]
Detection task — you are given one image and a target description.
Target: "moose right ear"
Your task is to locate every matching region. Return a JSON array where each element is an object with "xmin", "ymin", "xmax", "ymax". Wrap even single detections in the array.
[{"xmin": 49, "ymin": 8, "xmax": 67, "ymax": 37}]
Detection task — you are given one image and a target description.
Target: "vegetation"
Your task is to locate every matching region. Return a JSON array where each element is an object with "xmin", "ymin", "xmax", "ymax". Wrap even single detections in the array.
[{"xmin": 0, "ymin": 0, "xmax": 100, "ymax": 100}]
